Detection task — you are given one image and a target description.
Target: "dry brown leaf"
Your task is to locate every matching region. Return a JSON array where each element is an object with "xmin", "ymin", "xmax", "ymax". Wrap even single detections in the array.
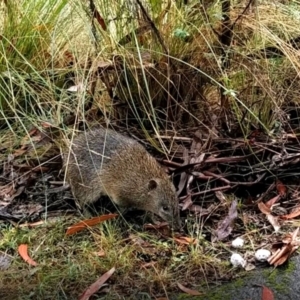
[
  {"xmin": 215, "ymin": 190, "xmax": 226, "ymax": 202},
  {"xmin": 0, "ymin": 184, "xmax": 14, "ymax": 201},
  {"xmin": 258, "ymin": 201, "xmax": 281, "ymax": 232},
  {"xmin": 276, "ymin": 180, "xmax": 287, "ymax": 197},
  {"xmin": 215, "ymin": 200, "xmax": 238, "ymax": 241},
  {"xmin": 177, "ymin": 147, "xmax": 189, "ymax": 196},
  {"xmin": 266, "ymin": 214, "xmax": 281, "ymax": 232},
  {"xmin": 269, "ymin": 244, "xmax": 293, "ymax": 267},
  {"xmin": 258, "ymin": 202, "xmax": 271, "ymax": 215},
  {"xmin": 173, "ymin": 236, "xmax": 197, "ymax": 245},
  {"xmin": 18, "ymin": 244, "xmax": 38, "ymax": 266},
  {"xmin": 13, "ymin": 149, "xmax": 27, "ymax": 157},
  {"xmin": 79, "ymin": 267, "xmax": 115, "ymax": 300},
  {"xmin": 282, "ymin": 234, "xmax": 293, "ymax": 244},
  {"xmin": 177, "ymin": 282, "xmax": 202, "ymax": 296},
  {"xmin": 268, "ymin": 228, "xmax": 300, "ymax": 266},
  {"xmin": 265, "ymin": 195, "xmax": 281, "ymax": 209},
  {"xmin": 280, "ymin": 207, "xmax": 300, "ymax": 220},
  {"xmin": 5, "ymin": 186, "xmax": 25, "ymax": 202},
  {"xmin": 262, "ymin": 285, "xmax": 275, "ymax": 300},
  {"xmin": 273, "ymin": 250, "xmax": 291, "ymax": 267},
  {"xmin": 66, "ymin": 214, "xmax": 118, "ymax": 235}
]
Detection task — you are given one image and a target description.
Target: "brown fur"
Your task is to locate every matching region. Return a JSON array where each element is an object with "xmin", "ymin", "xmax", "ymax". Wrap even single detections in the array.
[{"xmin": 63, "ymin": 128, "xmax": 181, "ymax": 229}]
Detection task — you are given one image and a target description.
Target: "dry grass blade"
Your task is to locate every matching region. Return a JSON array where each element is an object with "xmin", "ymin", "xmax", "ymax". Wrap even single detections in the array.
[{"xmin": 79, "ymin": 267, "xmax": 115, "ymax": 300}]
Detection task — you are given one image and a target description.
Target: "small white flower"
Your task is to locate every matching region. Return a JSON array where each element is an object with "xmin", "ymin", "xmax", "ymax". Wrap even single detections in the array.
[
  {"xmin": 230, "ymin": 253, "xmax": 246, "ymax": 268},
  {"xmin": 231, "ymin": 237, "xmax": 245, "ymax": 248},
  {"xmin": 255, "ymin": 249, "xmax": 271, "ymax": 261}
]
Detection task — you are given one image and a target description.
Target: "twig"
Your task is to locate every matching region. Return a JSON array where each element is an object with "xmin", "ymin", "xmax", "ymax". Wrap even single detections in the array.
[{"xmin": 135, "ymin": 0, "xmax": 169, "ymax": 56}]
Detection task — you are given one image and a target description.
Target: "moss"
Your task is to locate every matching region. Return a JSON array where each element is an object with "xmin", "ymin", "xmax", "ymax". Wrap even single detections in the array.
[
  {"xmin": 183, "ymin": 275, "xmax": 252, "ymax": 300},
  {"xmin": 263, "ymin": 261, "xmax": 297, "ymax": 296}
]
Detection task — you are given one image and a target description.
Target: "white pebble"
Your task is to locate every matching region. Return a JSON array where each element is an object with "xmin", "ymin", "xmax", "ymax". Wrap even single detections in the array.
[
  {"xmin": 230, "ymin": 253, "xmax": 246, "ymax": 268},
  {"xmin": 255, "ymin": 249, "xmax": 271, "ymax": 261},
  {"xmin": 231, "ymin": 237, "xmax": 245, "ymax": 248}
]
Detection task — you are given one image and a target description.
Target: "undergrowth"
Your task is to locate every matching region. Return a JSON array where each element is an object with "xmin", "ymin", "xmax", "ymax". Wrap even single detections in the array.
[{"xmin": 1, "ymin": 0, "xmax": 300, "ymax": 298}]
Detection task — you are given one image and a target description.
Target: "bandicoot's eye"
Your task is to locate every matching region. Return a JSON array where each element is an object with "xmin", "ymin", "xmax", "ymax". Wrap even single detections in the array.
[{"xmin": 163, "ymin": 206, "xmax": 169, "ymax": 211}]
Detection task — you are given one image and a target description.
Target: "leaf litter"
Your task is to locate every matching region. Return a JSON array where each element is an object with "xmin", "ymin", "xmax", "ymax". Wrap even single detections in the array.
[{"xmin": 2, "ymin": 114, "xmax": 300, "ymax": 297}]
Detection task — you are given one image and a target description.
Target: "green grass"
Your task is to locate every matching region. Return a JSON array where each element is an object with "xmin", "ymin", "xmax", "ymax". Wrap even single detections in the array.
[{"xmin": 0, "ymin": 217, "xmax": 223, "ymax": 299}]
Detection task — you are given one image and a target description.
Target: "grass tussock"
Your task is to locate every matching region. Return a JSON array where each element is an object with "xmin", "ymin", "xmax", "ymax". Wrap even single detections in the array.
[{"xmin": 1, "ymin": 0, "xmax": 300, "ymax": 137}]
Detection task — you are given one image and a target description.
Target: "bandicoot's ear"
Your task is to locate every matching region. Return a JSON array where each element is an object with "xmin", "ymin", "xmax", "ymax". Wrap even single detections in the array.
[{"xmin": 148, "ymin": 179, "xmax": 158, "ymax": 191}]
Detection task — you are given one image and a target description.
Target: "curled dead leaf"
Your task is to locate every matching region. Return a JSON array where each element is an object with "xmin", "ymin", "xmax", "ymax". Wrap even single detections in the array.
[
  {"xmin": 258, "ymin": 202, "xmax": 271, "ymax": 215},
  {"xmin": 265, "ymin": 195, "xmax": 281, "ymax": 209},
  {"xmin": 280, "ymin": 207, "xmax": 300, "ymax": 220},
  {"xmin": 18, "ymin": 244, "xmax": 38, "ymax": 266}
]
